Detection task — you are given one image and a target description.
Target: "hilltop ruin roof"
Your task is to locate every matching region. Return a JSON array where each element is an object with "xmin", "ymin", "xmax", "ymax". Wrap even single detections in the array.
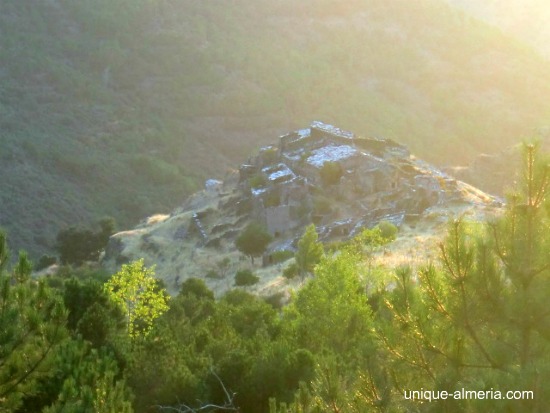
[
  {"xmin": 262, "ymin": 163, "xmax": 296, "ymax": 183},
  {"xmin": 306, "ymin": 144, "xmax": 357, "ymax": 167},
  {"xmin": 310, "ymin": 120, "xmax": 354, "ymax": 140}
]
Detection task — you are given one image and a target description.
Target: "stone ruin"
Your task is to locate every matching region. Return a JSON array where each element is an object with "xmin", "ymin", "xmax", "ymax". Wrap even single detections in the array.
[
  {"xmin": 101, "ymin": 121, "xmax": 501, "ymax": 294},
  {"xmin": 235, "ymin": 121, "xmax": 464, "ymax": 243}
]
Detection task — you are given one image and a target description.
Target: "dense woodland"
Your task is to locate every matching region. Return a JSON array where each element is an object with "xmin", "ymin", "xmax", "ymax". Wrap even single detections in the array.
[
  {"xmin": 3, "ymin": 0, "xmax": 550, "ymax": 256},
  {"xmin": 1, "ymin": 145, "xmax": 549, "ymax": 412}
]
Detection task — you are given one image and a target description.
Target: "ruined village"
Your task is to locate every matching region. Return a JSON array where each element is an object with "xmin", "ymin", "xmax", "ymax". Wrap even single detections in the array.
[{"xmin": 102, "ymin": 122, "xmax": 501, "ymax": 296}]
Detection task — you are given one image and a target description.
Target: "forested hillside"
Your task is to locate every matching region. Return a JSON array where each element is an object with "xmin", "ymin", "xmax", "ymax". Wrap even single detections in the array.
[
  {"xmin": 3, "ymin": 0, "xmax": 550, "ymax": 256},
  {"xmin": 2, "ymin": 145, "xmax": 549, "ymax": 412}
]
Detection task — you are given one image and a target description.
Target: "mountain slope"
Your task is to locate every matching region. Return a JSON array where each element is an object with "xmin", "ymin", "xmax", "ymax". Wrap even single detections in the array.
[
  {"xmin": 445, "ymin": 0, "xmax": 550, "ymax": 59},
  {"xmin": 101, "ymin": 122, "xmax": 502, "ymax": 297},
  {"xmin": 2, "ymin": 0, "xmax": 549, "ymax": 256}
]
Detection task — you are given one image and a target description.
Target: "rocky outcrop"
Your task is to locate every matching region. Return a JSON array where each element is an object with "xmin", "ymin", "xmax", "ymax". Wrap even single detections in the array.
[{"xmin": 102, "ymin": 122, "xmax": 502, "ymax": 297}]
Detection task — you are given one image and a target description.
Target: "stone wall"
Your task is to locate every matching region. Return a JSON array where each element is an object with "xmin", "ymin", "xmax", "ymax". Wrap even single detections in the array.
[{"xmin": 265, "ymin": 205, "xmax": 294, "ymax": 236}]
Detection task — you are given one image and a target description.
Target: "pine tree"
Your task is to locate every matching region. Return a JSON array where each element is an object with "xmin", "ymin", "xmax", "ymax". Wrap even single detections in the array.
[
  {"xmin": 295, "ymin": 224, "xmax": 324, "ymax": 278},
  {"xmin": 379, "ymin": 143, "xmax": 550, "ymax": 412},
  {"xmin": 0, "ymin": 234, "xmax": 67, "ymax": 412},
  {"xmin": 42, "ymin": 340, "xmax": 133, "ymax": 413}
]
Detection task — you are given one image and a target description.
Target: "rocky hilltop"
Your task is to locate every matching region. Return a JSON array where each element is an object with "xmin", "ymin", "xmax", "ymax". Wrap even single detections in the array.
[{"xmin": 102, "ymin": 122, "xmax": 502, "ymax": 296}]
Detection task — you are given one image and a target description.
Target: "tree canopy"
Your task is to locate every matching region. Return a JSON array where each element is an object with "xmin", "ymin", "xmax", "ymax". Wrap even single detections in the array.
[
  {"xmin": 295, "ymin": 224, "xmax": 324, "ymax": 277},
  {"xmin": 235, "ymin": 222, "xmax": 272, "ymax": 264},
  {"xmin": 104, "ymin": 259, "xmax": 169, "ymax": 339},
  {"xmin": 1, "ymin": 144, "xmax": 549, "ymax": 413},
  {"xmin": 56, "ymin": 218, "xmax": 116, "ymax": 265}
]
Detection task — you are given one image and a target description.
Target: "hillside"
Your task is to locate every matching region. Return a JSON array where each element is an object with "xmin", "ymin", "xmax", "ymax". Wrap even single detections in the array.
[
  {"xmin": 445, "ymin": 0, "xmax": 550, "ymax": 59},
  {"xmin": 2, "ymin": 0, "xmax": 550, "ymax": 257},
  {"xmin": 101, "ymin": 122, "xmax": 502, "ymax": 297}
]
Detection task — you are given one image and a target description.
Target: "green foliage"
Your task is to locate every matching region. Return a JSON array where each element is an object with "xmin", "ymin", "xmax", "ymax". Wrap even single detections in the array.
[
  {"xmin": 126, "ymin": 287, "xmax": 287, "ymax": 412},
  {"xmin": 235, "ymin": 222, "xmax": 273, "ymax": 264},
  {"xmin": 62, "ymin": 277, "xmax": 122, "ymax": 347},
  {"xmin": 271, "ymin": 249, "xmax": 294, "ymax": 264},
  {"xmin": 319, "ymin": 161, "xmax": 343, "ymax": 186},
  {"xmin": 264, "ymin": 189, "xmax": 281, "ymax": 208},
  {"xmin": 285, "ymin": 252, "xmax": 374, "ymax": 356},
  {"xmin": 283, "ymin": 261, "xmax": 299, "ymax": 279},
  {"xmin": 41, "ymin": 340, "xmax": 134, "ymax": 413},
  {"xmin": 342, "ymin": 226, "xmax": 395, "ymax": 264},
  {"xmin": 128, "ymin": 155, "xmax": 181, "ymax": 185},
  {"xmin": 263, "ymin": 291, "xmax": 286, "ymax": 309},
  {"xmin": 7, "ymin": 148, "xmax": 550, "ymax": 413},
  {"xmin": 205, "ymin": 269, "xmax": 221, "ymax": 279},
  {"xmin": 260, "ymin": 146, "xmax": 280, "ymax": 164},
  {"xmin": 0, "ymin": 255, "xmax": 67, "ymax": 411},
  {"xmin": 125, "ymin": 324, "xmax": 205, "ymax": 411},
  {"xmin": 216, "ymin": 257, "xmax": 231, "ymax": 277},
  {"xmin": 0, "ymin": 232, "xmax": 9, "ymax": 273},
  {"xmin": 249, "ymin": 173, "xmax": 267, "ymax": 189},
  {"xmin": 64, "ymin": 278, "xmax": 108, "ymax": 330},
  {"xmin": 35, "ymin": 254, "xmax": 57, "ymax": 271},
  {"xmin": 104, "ymin": 259, "xmax": 169, "ymax": 339},
  {"xmin": 220, "ymin": 289, "xmax": 280, "ymax": 338},
  {"xmin": 97, "ymin": 217, "xmax": 116, "ymax": 246},
  {"xmin": 13, "ymin": 251, "xmax": 32, "ymax": 284},
  {"xmin": 269, "ymin": 362, "xmax": 389, "ymax": 413},
  {"xmin": 234, "ymin": 269, "xmax": 260, "ymax": 286},
  {"xmin": 0, "ymin": 233, "xmax": 133, "ymax": 412},
  {"xmin": 56, "ymin": 218, "xmax": 116, "ymax": 265},
  {"xmin": 295, "ymin": 224, "xmax": 324, "ymax": 277},
  {"xmin": 277, "ymin": 252, "xmax": 390, "ymax": 412},
  {"xmin": 376, "ymin": 220, "xmax": 398, "ymax": 241},
  {"xmin": 174, "ymin": 278, "xmax": 216, "ymax": 326},
  {"xmin": 76, "ymin": 302, "xmax": 117, "ymax": 349},
  {"xmin": 5, "ymin": 0, "xmax": 550, "ymax": 261},
  {"xmin": 56, "ymin": 227, "xmax": 96, "ymax": 265},
  {"xmin": 376, "ymin": 143, "xmax": 550, "ymax": 411},
  {"xmin": 179, "ymin": 277, "xmax": 215, "ymax": 301}
]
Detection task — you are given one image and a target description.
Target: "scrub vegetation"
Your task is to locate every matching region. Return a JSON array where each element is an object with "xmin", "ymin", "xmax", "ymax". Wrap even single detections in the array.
[{"xmin": 1, "ymin": 145, "xmax": 549, "ymax": 412}]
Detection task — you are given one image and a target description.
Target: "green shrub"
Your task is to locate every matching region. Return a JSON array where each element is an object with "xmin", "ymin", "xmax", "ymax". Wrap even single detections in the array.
[
  {"xmin": 216, "ymin": 257, "xmax": 231, "ymax": 277},
  {"xmin": 325, "ymin": 241, "xmax": 345, "ymax": 253},
  {"xmin": 377, "ymin": 220, "xmax": 398, "ymax": 241},
  {"xmin": 263, "ymin": 189, "xmax": 281, "ymax": 208},
  {"xmin": 283, "ymin": 262, "xmax": 299, "ymax": 279},
  {"xmin": 234, "ymin": 269, "xmax": 259, "ymax": 286},
  {"xmin": 249, "ymin": 174, "xmax": 267, "ymax": 189},
  {"xmin": 235, "ymin": 222, "xmax": 272, "ymax": 264},
  {"xmin": 264, "ymin": 291, "xmax": 285, "ymax": 309},
  {"xmin": 320, "ymin": 161, "xmax": 343, "ymax": 186},
  {"xmin": 205, "ymin": 269, "xmax": 222, "ymax": 279},
  {"xmin": 271, "ymin": 250, "xmax": 294, "ymax": 264},
  {"xmin": 56, "ymin": 218, "xmax": 116, "ymax": 265},
  {"xmin": 179, "ymin": 277, "xmax": 215, "ymax": 300},
  {"xmin": 35, "ymin": 255, "xmax": 57, "ymax": 271},
  {"xmin": 261, "ymin": 146, "xmax": 279, "ymax": 164}
]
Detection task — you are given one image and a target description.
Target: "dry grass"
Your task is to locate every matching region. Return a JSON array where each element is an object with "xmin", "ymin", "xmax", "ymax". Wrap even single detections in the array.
[{"xmin": 103, "ymin": 180, "xmax": 503, "ymax": 298}]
